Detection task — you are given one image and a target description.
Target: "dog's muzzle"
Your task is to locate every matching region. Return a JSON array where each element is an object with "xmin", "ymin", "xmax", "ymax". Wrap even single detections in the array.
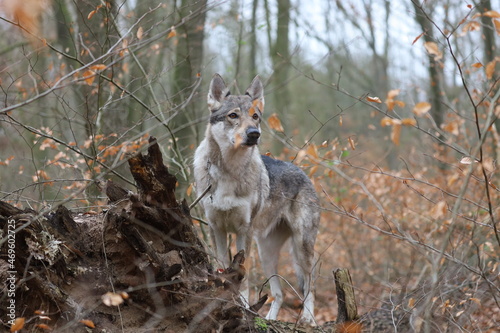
[{"xmin": 245, "ymin": 127, "xmax": 260, "ymax": 146}]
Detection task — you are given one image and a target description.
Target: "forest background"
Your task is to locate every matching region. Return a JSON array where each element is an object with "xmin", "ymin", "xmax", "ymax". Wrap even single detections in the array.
[{"xmin": 0, "ymin": 0, "xmax": 499, "ymax": 331}]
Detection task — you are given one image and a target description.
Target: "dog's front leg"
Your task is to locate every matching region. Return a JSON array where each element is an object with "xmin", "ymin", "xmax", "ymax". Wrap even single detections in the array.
[
  {"xmin": 211, "ymin": 226, "xmax": 230, "ymax": 268},
  {"xmin": 236, "ymin": 232, "xmax": 252, "ymax": 307}
]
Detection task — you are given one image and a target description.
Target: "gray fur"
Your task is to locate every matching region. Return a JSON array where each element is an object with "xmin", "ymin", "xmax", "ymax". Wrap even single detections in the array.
[{"xmin": 193, "ymin": 74, "xmax": 320, "ymax": 325}]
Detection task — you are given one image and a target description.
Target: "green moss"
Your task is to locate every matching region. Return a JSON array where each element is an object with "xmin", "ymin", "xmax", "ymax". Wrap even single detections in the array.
[{"xmin": 254, "ymin": 317, "xmax": 268, "ymax": 331}]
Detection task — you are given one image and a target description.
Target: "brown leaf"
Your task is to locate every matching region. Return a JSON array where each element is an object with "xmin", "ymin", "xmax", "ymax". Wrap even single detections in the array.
[
  {"xmin": 380, "ymin": 116, "xmax": 394, "ymax": 127},
  {"xmin": 306, "ymin": 143, "xmax": 319, "ymax": 160},
  {"xmin": 268, "ymin": 113, "xmax": 284, "ymax": 132},
  {"xmin": 391, "ymin": 124, "xmax": 401, "ymax": 145},
  {"xmin": 137, "ymin": 26, "xmax": 144, "ymax": 40},
  {"xmin": 87, "ymin": 4, "xmax": 102, "ymax": 20},
  {"xmin": 101, "ymin": 292, "xmax": 124, "ymax": 306},
  {"xmin": 485, "ymin": 59, "xmax": 496, "ymax": 79},
  {"xmin": 483, "ymin": 10, "xmax": 500, "ymax": 18},
  {"xmin": 460, "ymin": 156, "xmax": 473, "ymax": 165},
  {"xmin": 167, "ymin": 26, "xmax": 177, "ymax": 39},
  {"xmin": 462, "ymin": 21, "xmax": 481, "ymax": 32},
  {"xmin": 424, "ymin": 42, "xmax": 443, "ymax": 61},
  {"xmin": 89, "ymin": 64, "xmax": 106, "ymax": 72},
  {"xmin": 412, "ymin": 31, "xmax": 425, "ymax": 45},
  {"xmin": 472, "ymin": 62, "xmax": 483, "ymax": 68},
  {"xmin": 3, "ymin": 0, "xmax": 46, "ymax": 43},
  {"xmin": 348, "ymin": 137, "xmax": 356, "ymax": 150},
  {"xmin": 294, "ymin": 150, "xmax": 307, "ymax": 164},
  {"xmin": 36, "ymin": 324, "xmax": 51, "ymax": 330},
  {"xmin": 387, "ymin": 89, "xmax": 400, "ymax": 99},
  {"xmin": 366, "ymin": 96, "xmax": 382, "ymax": 103},
  {"xmin": 408, "ymin": 298, "xmax": 415, "ymax": 308},
  {"xmin": 431, "ymin": 200, "xmax": 447, "ymax": 219},
  {"xmin": 412, "ymin": 102, "xmax": 431, "ymax": 116},
  {"xmin": 10, "ymin": 317, "xmax": 25, "ymax": 332},
  {"xmin": 308, "ymin": 165, "xmax": 319, "ymax": 177},
  {"xmin": 82, "ymin": 70, "xmax": 96, "ymax": 85},
  {"xmin": 395, "ymin": 100, "xmax": 406, "ymax": 108},
  {"xmin": 337, "ymin": 321, "xmax": 362, "ymax": 333},
  {"xmin": 494, "ymin": 19, "xmax": 500, "ymax": 36},
  {"xmin": 401, "ymin": 118, "xmax": 417, "ymax": 126},
  {"xmin": 79, "ymin": 319, "xmax": 95, "ymax": 328},
  {"xmin": 87, "ymin": 10, "xmax": 97, "ymax": 20}
]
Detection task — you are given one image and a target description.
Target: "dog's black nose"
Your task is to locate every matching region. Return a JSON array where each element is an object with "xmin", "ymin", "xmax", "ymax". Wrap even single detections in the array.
[{"xmin": 246, "ymin": 127, "xmax": 260, "ymax": 145}]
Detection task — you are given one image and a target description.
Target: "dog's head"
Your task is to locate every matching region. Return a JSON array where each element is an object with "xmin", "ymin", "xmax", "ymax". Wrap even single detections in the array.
[{"xmin": 206, "ymin": 74, "xmax": 264, "ymax": 149}]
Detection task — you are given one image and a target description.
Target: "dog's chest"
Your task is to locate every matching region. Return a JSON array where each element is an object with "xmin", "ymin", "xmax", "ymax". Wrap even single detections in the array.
[{"xmin": 205, "ymin": 163, "xmax": 259, "ymax": 211}]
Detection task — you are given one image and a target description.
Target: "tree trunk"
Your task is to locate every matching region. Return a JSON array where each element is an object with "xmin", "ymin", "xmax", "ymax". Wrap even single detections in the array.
[
  {"xmin": 271, "ymin": 0, "xmax": 291, "ymax": 114},
  {"xmin": 249, "ymin": 0, "xmax": 259, "ymax": 79},
  {"xmin": 172, "ymin": 0, "xmax": 208, "ymax": 148},
  {"xmin": 412, "ymin": 2, "xmax": 445, "ymax": 129}
]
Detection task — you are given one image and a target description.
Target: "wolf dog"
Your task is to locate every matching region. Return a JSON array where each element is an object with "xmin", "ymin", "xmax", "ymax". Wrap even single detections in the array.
[{"xmin": 193, "ymin": 74, "xmax": 320, "ymax": 324}]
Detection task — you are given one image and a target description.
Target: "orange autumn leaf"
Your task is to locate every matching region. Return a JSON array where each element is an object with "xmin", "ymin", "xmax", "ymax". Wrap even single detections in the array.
[
  {"xmin": 36, "ymin": 323, "xmax": 51, "ymax": 330},
  {"xmin": 412, "ymin": 102, "xmax": 431, "ymax": 116},
  {"xmin": 90, "ymin": 64, "xmax": 107, "ymax": 71},
  {"xmin": 462, "ymin": 21, "xmax": 481, "ymax": 32},
  {"xmin": 385, "ymin": 89, "xmax": 405, "ymax": 111},
  {"xmin": 10, "ymin": 317, "xmax": 25, "ymax": 332},
  {"xmin": 79, "ymin": 319, "xmax": 95, "ymax": 328},
  {"xmin": 424, "ymin": 41, "xmax": 443, "ymax": 61},
  {"xmin": 395, "ymin": 100, "xmax": 406, "ymax": 108},
  {"xmin": 0, "ymin": 155, "xmax": 15, "ymax": 165},
  {"xmin": 366, "ymin": 96, "xmax": 382, "ymax": 103},
  {"xmin": 412, "ymin": 31, "xmax": 425, "ymax": 45},
  {"xmin": 87, "ymin": 4, "xmax": 103, "ymax": 20},
  {"xmin": 102, "ymin": 291, "xmax": 125, "ymax": 306},
  {"xmin": 472, "ymin": 62, "xmax": 483, "ymax": 68},
  {"xmin": 3, "ymin": 0, "xmax": 46, "ymax": 45},
  {"xmin": 380, "ymin": 117, "xmax": 401, "ymax": 127},
  {"xmin": 380, "ymin": 117, "xmax": 392, "ymax": 127},
  {"xmin": 401, "ymin": 118, "xmax": 417, "ymax": 126},
  {"xmin": 337, "ymin": 321, "xmax": 362, "ymax": 333},
  {"xmin": 268, "ymin": 113, "xmax": 284, "ymax": 132},
  {"xmin": 483, "ymin": 10, "xmax": 500, "ymax": 18},
  {"xmin": 494, "ymin": 19, "xmax": 500, "ymax": 36},
  {"xmin": 82, "ymin": 70, "xmax": 96, "ymax": 85},
  {"xmin": 386, "ymin": 98, "xmax": 405, "ymax": 111},
  {"xmin": 308, "ymin": 165, "xmax": 319, "ymax": 177},
  {"xmin": 87, "ymin": 9, "xmax": 97, "ymax": 20},
  {"xmin": 387, "ymin": 89, "xmax": 400, "ymax": 99},
  {"xmin": 460, "ymin": 156, "xmax": 473, "ymax": 165},
  {"xmin": 391, "ymin": 123, "xmax": 402, "ymax": 146},
  {"xmin": 167, "ymin": 26, "xmax": 177, "ymax": 39},
  {"xmin": 408, "ymin": 298, "xmax": 416, "ymax": 308},
  {"xmin": 306, "ymin": 143, "xmax": 319, "ymax": 160},
  {"xmin": 485, "ymin": 59, "xmax": 496, "ymax": 79},
  {"xmin": 348, "ymin": 137, "xmax": 356, "ymax": 150}
]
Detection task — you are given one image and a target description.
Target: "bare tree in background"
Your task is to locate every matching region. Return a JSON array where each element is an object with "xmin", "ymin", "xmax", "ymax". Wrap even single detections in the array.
[
  {"xmin": 270, "ymin": 0, "xmax": 291, "ymax": 113},
  {"xmin": 173, "ymin": 0, "xmax": 207, "ymax": 148},
  {"xmin": 412, "ymin": 1, "xmax": 445, "ymax": 129}
]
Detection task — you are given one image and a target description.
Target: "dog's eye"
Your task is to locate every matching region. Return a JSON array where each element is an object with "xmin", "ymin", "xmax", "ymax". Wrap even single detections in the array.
[
  {"xmin": 228, "ymin": 113, "xmax": 238, "ymax": 119},
  {"xmin": 252, "ymin": 113, "xmax": 259, "ymax": 120}
]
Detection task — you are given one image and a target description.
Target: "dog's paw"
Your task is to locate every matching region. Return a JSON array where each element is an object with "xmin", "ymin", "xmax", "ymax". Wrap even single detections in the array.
[{"xmin": 298, "ymin": 316, "xmax": 317, "ymax": 327}]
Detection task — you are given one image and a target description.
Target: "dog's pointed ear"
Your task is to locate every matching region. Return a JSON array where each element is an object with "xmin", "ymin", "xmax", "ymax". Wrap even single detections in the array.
[
  {"xmin": 245, "ymin": 75, "xmax": 265, "ymax": 112},
  {"xmin": 208, "ymin": 74, "xmax": 229, "ymax": 111}
]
